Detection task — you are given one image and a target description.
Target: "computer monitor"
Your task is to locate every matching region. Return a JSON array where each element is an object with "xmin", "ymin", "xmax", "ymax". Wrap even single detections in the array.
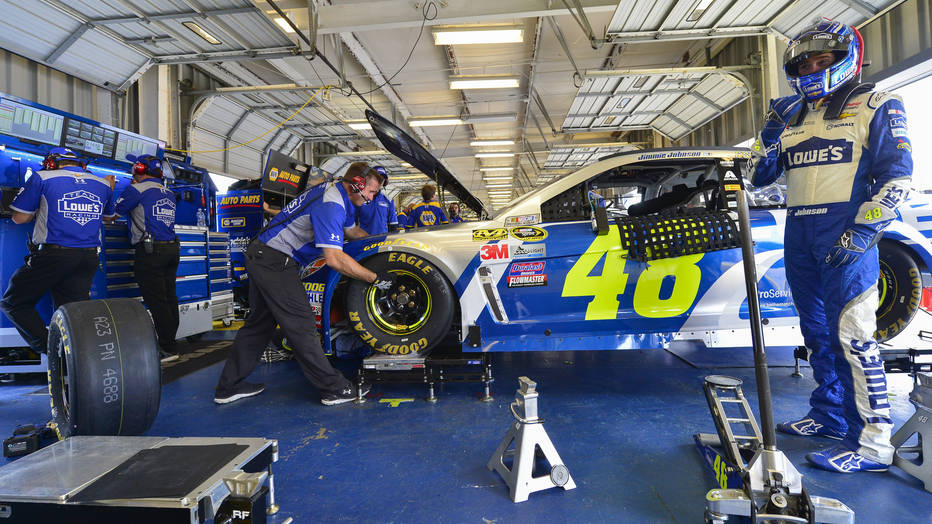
[
  {"xmin": 0, "ymin": 97, "xmax": 65, "ymax": 147},
  {"xmin": 63, "ymin": 118, "xmax": 116, "ymax": 157}
]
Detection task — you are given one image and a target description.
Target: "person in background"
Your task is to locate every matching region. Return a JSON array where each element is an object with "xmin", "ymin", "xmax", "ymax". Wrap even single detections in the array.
[
  {"xmin": 0, "ymin": 147, "xmax": 115, "ymax": 355},
  {"xmin": 406, "ymin": 184, "xmax": 449, "ymax": 228},
  {"xmin": 396, "ymin": 202, "xmax": 412, "ymax": 229},
  {"xmin": 115, "ymin": 154, "xmax": 181, "ymax": 359},
  {"xmin": 448, "ymin": 202, "xmax": 464, "ymax": 223},
  {"xmin": 214, "ymin": 162, "xmax": 397, "ymax": 406},
  {"xmin": 356, "ymin": 166, "xmax": 399, "ymax": 235},
  {"xmin": 751, "ymin": 19, "xmax": 912, "ymax": 473}
]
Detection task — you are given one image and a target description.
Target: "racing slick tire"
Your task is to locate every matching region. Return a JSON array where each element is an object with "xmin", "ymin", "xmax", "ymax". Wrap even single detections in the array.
[
  {"xmin": 875, "ymin": 241, "xmax": 922, "ymax": 343},
  {"xmin": 345, "ymin": 253, "xmax": 455, "ymax": 356},
  {"xmin": 47, "ymin": 299, "xmax": 161, "ymax": 439}
]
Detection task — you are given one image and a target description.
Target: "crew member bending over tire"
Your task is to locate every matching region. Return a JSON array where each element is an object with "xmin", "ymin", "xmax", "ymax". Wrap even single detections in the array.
[{"xmin": 214, "ymin": 162, "xmax": 397, "ymax": 406}]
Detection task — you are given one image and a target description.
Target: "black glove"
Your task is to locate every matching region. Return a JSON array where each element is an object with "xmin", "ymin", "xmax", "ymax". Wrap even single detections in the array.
[{"xmin": 371, "ymin": 272, "xmax": 397, "ymax": 291}]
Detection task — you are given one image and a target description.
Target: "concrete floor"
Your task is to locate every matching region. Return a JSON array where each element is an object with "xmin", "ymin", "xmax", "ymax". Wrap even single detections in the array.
[{"xmin": 1, "ymin": 344, "xmax": 930, "ymax": 523}]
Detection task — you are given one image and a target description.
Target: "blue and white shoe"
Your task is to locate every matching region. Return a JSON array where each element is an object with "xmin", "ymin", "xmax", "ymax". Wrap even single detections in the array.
[
  {"xmin": 806, "ymin": 446, "xmax": 890, "ymax": 473},
  {"xmin": 776, "ymin": 417, "xmax": 844, "ymax": 440}
]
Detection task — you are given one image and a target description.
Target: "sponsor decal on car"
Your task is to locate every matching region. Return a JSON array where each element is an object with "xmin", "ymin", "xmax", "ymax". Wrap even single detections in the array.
[
  {"xmin": 299, "ymin": 257, "xmax": 328, "ymax": 279},
  {"xmin": 512, "ymin": 243, "xmax": 546, "ymax": 259},
  {"xmin": 362, "ymin": 238, "xmax": 430, "ymax": 251},
  {"xmin": 303, "ymin": 282, "xmax": 326, "ymax": 293},
  {"xmin": 221, "ymin": 217, "xmax": 246, "ymax": 228},
  {"xmin": 505, "ymin": 214, "xmax": 540, "ymax": 226},
  {"xmin": 507, "ymin": 274, "xmax": 547, "ymax": 288},
  {"xmin": 480, "ymin": 243, "xmax": 510, "ymax": 261},
  {"xmin": 509, "ymin": 226, "xmax": 548, "ymax": 242},
  {"xmin": 473, "ymin": 228, "xmax": 508, "ymax": 241},
  {"xmin": 507, "ymin": 260, "xmax": 547, "ymax": 287}
]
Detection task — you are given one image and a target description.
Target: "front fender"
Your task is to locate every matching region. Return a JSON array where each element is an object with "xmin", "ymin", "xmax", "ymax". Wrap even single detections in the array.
[{"xmin": 883, "ymin": 220, "xmax": 932, "ymax": 274}]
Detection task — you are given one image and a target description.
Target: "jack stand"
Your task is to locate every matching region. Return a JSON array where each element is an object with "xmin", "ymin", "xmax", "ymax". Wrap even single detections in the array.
[
  {"xmin": 487, "ymin": 377, "xmax": 575, "ymax": 503},
  {"xmin": 891, "ymin": 372, "xmax": 932, "ymax": 493},
  {"xmin": 791, "ymin": 346, "xmax": 807, "ymax": 378},
  {"xmin": 701, "ymin": 172, "xmax": 853, "ymax": 523}
]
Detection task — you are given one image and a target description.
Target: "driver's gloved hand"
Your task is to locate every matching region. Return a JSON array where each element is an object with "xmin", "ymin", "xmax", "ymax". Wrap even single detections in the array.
[
  {"xmin": 825, "ymin": 224, "xmax": 880, "ymax": 268},
  {"xmin": 372, "ymin": 272, "xmax": 398, "ymax": 291},
  {"xmin": 760, "ymin": 95, "xmax": 803, "ymax": 146}
]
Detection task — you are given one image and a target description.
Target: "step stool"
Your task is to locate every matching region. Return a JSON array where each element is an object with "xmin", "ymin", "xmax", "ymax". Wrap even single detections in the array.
[
  {"xmin": 487, "ymin": 376, "xmax": 575, "ymax": 502},
  {"xmin": 892, "ymin": 372, "xmax": 932, "ymax": 493}
]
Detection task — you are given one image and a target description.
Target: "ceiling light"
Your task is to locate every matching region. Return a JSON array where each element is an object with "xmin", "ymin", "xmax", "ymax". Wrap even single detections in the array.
[
  {"xmin": 633, "ymin": 76, "xmax": 649, "ymax": 89},
  {"xmin": 183, "ymin": 21, "xmax": 222, "ymax": 45},
  {"xmin": 479, "ymin": 167, "xmax": 514, "ymax": 172},
  {"xmin": 409, "ymin": 117, "xmax": 465, "ymax": 127},
  {"xmin": 488, "ymin": 191, "xmax": 513, "ymax": 195},
  {"xmin": 687, "ymin": 0, "xmax": 715, "ymax": 22},
  {"xmin": 336, "ymin": 149, "xmax": 389, "ymax": 156},
  {"xmin": 464, "ymin": 113, "xmax": 518, "ymax": 124},
  {"xmin": 484, "ymin": 177, "xmax": 513, "ymax": 182},
  {"xmin": 475, "ymin": 152, "xmax": 515, "ymax": 158},
  {"xmin": 486, "ymin": 183, "xmax": 513, "ymax": 188},
  {"xmin": 471, "ymin": 139, "xmax": 515, "ymax": 147},
  {"xmin": 274, "ymin": 17, "xmax": 296, "ymax": 33},
  {"xmin": 433, "ymin": 25, "xmax": 524, "ymax": 45},
  {"xmin": 392, "ymin": 174, "xmax": 430, "ymax": 181},
  {"xmin": 400, "ymin": 162, "xmax": 412, "ymax": 168},
  {"xmin": 450, "ymin": 76, "xmax": 520, "ymax": 90},
  {"xmin": 346, "ymin": 121, "xmax": 371, "ymax": 130}
]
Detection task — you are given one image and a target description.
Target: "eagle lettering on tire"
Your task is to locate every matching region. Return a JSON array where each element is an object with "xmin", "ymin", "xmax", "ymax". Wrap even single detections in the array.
[{"xmin": 345, "ymin": 253, "xmax": 454, "ymax": 356}]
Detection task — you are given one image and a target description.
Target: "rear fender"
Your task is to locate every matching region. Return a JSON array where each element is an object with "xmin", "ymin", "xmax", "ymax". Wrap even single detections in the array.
[{"xmin": 883, "ymin": 221, "xmax": 932, "ymax": 276}]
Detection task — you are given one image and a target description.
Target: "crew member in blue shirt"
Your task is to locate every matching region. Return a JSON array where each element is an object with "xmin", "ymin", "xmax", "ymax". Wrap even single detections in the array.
[
  {"xmin": 448, "ymin": 202, "xmax": 464, "ymax": 223},
  {"xmin": 356, "ymin": 166, "xmax": 399, "ymax": 235},
  {"xmin": 406, "ymin": 184, "xmax": 449, "ymax": 228},
  {"xmin": 115, "ymin": 155, "xmax": 180, "ymax": 357},
  {"xmin": 0, "ymin": 148, "xmax": 115, "ymax": 355},
  {"xmin": 214, "ymin": 162, "xmax": 397, "ymax": 406}
]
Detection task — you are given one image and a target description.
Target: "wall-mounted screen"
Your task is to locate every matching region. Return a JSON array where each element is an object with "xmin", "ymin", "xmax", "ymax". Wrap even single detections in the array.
[
  {"xmin": 0, "ymin": 97, "xmax": 65, "ymax": 146},
  {"xmin": 114, "ymin": 131, "xmax": 161, "ymax": 162},
  {"xmin": 63, "ymin": 118, "xmax": 116, "ymax": 157}
]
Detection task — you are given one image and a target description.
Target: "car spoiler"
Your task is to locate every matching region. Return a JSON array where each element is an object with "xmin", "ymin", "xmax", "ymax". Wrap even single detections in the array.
[{"xmin": 366, "ymin": 109, "xmax": 487, "ymax": 218}]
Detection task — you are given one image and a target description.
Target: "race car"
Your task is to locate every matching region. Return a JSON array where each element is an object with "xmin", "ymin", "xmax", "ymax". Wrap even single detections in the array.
[{"xmin": 304, "ymin": 114, "xmax": 932, "ymax": 357}]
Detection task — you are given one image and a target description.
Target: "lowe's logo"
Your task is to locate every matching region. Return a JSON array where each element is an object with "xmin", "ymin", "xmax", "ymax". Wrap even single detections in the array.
[
  {"xmin": 152, "ymin": 197, "xmax": 176, "ymax": 227},
  {"xmin": 59, "ymin": 190, "xmax": 103, "ymax": 226},
  {"xmin": 783, "ymin": 138, "xmax": 852, "ymax": 169}
]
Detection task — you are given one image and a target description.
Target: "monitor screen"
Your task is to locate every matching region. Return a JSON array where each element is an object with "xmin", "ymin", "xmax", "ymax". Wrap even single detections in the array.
[
  {"xmin": 114, "ymin": 131, "xmax": 161, "ymax": 162},
  {"xmin": 0, "ymin": 97, "xmax": 65, "ymax": 146},
  {"xmin": 63, "ymin": 118, "xmax": 116, "ymax": 158}
]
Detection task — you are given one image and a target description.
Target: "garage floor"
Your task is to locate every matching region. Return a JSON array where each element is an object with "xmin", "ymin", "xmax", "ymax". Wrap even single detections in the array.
[{"xmin": 1, "ymin": 339, "xmax": 930, "ymax": 522}]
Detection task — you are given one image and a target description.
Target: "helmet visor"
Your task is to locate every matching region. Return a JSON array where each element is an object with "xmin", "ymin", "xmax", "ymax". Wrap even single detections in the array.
[{"xmin": 784, "ymin": 32, "xmax": 851, "ymax": 77}]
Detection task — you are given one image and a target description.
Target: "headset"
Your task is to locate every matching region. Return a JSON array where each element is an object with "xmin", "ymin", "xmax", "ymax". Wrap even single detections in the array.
[
  {"xmin": 132, "ymin": 155, "xmax": 163, "ymax": 178},
  {"xmin": 345, "ymin": 173, "xmax": 367, "ymax": 194},
  {"xmin": 42, "ymin": 148, "xmax": 86, "ymax": 171}
]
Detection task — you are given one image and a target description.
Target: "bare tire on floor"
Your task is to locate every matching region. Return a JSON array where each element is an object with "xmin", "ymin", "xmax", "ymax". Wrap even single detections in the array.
[
  {"xmin": 47, "ymin": 298, "xmax": 162, "ymax": 439},
  {"xmin": 876, "ymin": 241, "xmax": 923, "ymax": 343}
]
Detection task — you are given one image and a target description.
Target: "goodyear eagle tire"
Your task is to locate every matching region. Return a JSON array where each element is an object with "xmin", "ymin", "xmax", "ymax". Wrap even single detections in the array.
[
  {"xmin": 47, "ymin": 298, "xmax": 161, "ymax": 439},
  {"xmin": 875, "ymin": 241, "xmax": 922, "ymax": 343},
  {"xmin": 345, "ymin": 252, "xmax": 454, "ymax": 356}
]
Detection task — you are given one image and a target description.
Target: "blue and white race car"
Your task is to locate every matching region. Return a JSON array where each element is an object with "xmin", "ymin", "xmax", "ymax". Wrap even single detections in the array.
[{"xmin": 306, "ymin": 116, "xmax": 932, "ymax": 357}]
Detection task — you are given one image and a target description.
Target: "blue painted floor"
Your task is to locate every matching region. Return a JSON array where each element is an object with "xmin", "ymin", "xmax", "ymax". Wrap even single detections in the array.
[{"xmin": 1, "ymin": 344, "xmax": 930, "ymax": 523}]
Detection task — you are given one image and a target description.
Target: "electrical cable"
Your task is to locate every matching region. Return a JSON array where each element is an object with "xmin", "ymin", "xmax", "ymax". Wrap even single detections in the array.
[{"xmin": 356, "ymin": 1, "xmax": 438, "ymax": 96}]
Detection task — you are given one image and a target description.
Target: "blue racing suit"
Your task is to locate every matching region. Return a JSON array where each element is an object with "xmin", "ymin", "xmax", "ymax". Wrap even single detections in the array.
[
  {"xmin": 752, "ymin": 90, "xmax": 913, "ymax": 463},
  {"xmin": 406, "ymin": 200, "xmax": 448, "ymax": 228},
  {"xmin": 357, "ymin": 192, "xmax": 397, "ymax": 235}
]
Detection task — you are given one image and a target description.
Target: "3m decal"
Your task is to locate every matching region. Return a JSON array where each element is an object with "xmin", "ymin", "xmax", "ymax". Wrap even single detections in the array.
[
  {"xmin": 221, "ymin": 217, "xmax": 246, "ymax": 228},
  {"xmin": 561, "ymin": 225, "xmax": 704, "ymax": 320},
  {"xmin": 480, "ymin": 243, "xmax": 510, "ymax": 261},
  {"xmin": 505, "ymin": 214, "xmax": 540, "ymax": 226},
  {"xmin": 509, "ymin": 226, "xmax": 548, "ymax": 242},
  {"xmin": 512, "ymin": 243, "xmax": 546, "ymax": 259},
  {"xmin": 473, "ymin": 228, "xmax": 508, "ymax": 241}
]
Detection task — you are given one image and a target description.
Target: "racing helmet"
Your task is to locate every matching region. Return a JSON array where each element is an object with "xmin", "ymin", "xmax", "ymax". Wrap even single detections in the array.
[
  {"xmin": 42, "ymin": 147, "xmax": 86, "ymax": 170},
  {"xmin": 784, "ymin": 19, "xmax": 863, "ymax": 101}
]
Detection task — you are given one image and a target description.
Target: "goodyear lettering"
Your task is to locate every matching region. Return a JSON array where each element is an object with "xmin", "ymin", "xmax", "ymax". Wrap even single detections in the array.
[
  {"xmin": 376, "ymin": 338, "xmax": 429, "ymax": 355},
  {"xmin": 387, "ymin": 252, "xmax": 433, "ymax": 274},
  {"xmin": 303, "ymin": 282, "xmax": 326, "ymax": 292},
  {"xmin": 363, "ymin": 239, "xmax": 430, "ymax": 251}
]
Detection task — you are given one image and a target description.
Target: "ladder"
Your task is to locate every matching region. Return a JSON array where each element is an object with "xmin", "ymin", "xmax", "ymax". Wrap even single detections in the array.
[{"xmin": 702, "ymin": 375, "xmax": 763, "ymax": 470}]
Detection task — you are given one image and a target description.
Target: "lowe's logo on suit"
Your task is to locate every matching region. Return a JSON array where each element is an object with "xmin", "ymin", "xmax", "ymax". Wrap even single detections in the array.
[
  {"xmin": 58, "ymin": 190, "xmax": 103, "ymax": 225},
  {"xmin": 783, "ymin": 137, "xmax": 853, "ymax": 168}
]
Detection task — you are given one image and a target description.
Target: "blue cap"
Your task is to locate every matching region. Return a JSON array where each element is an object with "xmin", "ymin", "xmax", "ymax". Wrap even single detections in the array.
[{"xmin": 49, "ymin": 147, "xmax": 78, "ymax": 157}]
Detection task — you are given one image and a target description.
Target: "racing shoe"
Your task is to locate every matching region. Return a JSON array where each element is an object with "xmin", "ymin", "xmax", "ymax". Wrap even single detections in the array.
[
  {"xmin": 321, "ymin": 383, "xmax": 371, "ymax": 406},
  {"xmin": 806, "ymin": 445, "xmax": 890, "ymax": 473},
  {"xmin": 776, "ymin": 417, "xmax": 844, "ymax": 440},
  {"xmin": 214, "ymin": 381, "xmax": 265, "ymax": 404}
]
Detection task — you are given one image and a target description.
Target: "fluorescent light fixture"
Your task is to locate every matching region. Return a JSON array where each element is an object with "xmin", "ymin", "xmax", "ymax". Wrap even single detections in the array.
[
  {"xmin": 450, "ymin": 75, "xmax": 520, "ymax": 90},
  {"xmin": 687, "ymin": 0, "xmax": 715, "ymax": 22},
  {"xmin": 400, "ymin": 162, "xmax": 412, "ymax": 168},
  {"xmin": 486, "ymin": 183, "xmax": 513, "ymax": 188},
  {"xmin": 483, "ymin": 177, "xmax": 513, "ymax": 182},
  {"xmin": 471, "ymin": 139, "xmax": 515, "ymax": 147},
  {"xmin": 346, "ymin": 121, "xmax": 372, "ymax": 130},
  {"xmin": 336, "ymin": 149, "xmax": 388, "ymax": 156},
  {"xmin": 433, "ymin": 25, "xmax": 524, "ymax": 45},
  {"xmin": 465, "ymin": 113, "xmax": 518, "ymax": 124},
  {"xmin": 475, "ymin": 152, "xmax": 515, "ymax": 158},
  {"xmin": 392, "ymin": 175, "xmax": 430, "ymax": 181},
  {"xmin": 633, "ymin": 76, "xmax": 649, "ymax": 88},
  {"xmin": 479, "ymin": 167, "xmax": 514, "ymax": 172},
  {"xmin": 488, "ymin": 191, "xmax": 513, "ymax": 195},
  {"xmin": 409, "ymin": 117, "xmax": 465, "ymax": 127},
  {"xmin": 183, "ymin": 21, "xmax": 222, "ymax": 45},
  {"xmin": 274, "ymin": 17, "xmax": 296, "ymax": 33}
]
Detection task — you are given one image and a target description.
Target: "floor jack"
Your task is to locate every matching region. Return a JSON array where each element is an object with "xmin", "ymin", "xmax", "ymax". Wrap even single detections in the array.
[{"xmin": 693, "ymin": 166, "xmax": 855, "ymax": 523}]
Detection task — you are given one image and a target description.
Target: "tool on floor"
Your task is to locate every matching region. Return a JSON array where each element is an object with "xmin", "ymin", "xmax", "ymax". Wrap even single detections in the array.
[
  {"xmin": 892, "ymin": 371, "xmax": 932, "ymax": 493},
  {"xmin": 2, "ymin": 422, "xmax": 55, "ymax": 458},
  {"xmin": 487, "ymin": 376, "xmax": 575, "ymax": 503},
  {"xmin": 357, "ymin": 350, "xmax": 492, "ymax": 403}
]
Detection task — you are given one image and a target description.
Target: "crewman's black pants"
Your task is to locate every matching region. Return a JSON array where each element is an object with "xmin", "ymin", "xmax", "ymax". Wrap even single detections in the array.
[
  {"xmin": 134, "ymin": 242, "xmax": 180, "ymax": 351},
  {"xmin": 0, "ymin": 246, "xmax": 99, "ymax": 353},
  {"xmin": 216, "ymin": 241, "xmax": 350, "ymax": 393}
]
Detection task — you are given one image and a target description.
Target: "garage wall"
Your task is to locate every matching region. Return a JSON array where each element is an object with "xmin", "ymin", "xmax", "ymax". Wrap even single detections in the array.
[
  {"xmin": 0, "ymin": 49, "xmax": 117, "ymax": 126},
  {"xmin": 862, "ymin": 0, "xmax": 932, "ymax": 88}
]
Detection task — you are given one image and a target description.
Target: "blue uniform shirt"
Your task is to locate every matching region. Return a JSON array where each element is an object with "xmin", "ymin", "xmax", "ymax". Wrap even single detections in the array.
[
  {"xmin": 10, "ymin": 165, "xmax": 115, "ymax": 248},
  {"xmin": 115, "ymin": 179, "xmax": 177, "ymax": 243},
  {"xmin": 357, "ymin": 192, "xmax": 397, "ymax": 235},
  {"xmin": 450, "ymin": 215, "xmax": 464, "ymax": 223},
  {"xmin": 258, "ymin": 182, "xmax": 356, "ymax": 266},
  {"xmin": 407, "ymin": 201, "xmax": 449, "ymax": 228}
]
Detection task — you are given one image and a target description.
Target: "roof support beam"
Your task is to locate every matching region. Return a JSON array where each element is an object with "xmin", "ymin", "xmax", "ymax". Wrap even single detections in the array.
[
  {"xmin": 836, "ymin": 0, "xmax": 879, "ymax": 18},
  {"xmin": 91, "ymin": 7, "xmax": 257, "ymax": 25},
  {"xmin": 152, "ymin": 49, "xmax": 314, "ymax": 65},
  {"xmin": 607, "ymin": 25, "xmax": 774, "ymax": 44},
  {"xmin": 46, "ymin": 22, "xmax": 91, "ymax": 64},
  {"xmin": 186, "ymin": 83, "xmax": 328, "ymax": 96},
  {"xmin": 585, "ymin": 65, "xmax": 759, "ymax": 78}
]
